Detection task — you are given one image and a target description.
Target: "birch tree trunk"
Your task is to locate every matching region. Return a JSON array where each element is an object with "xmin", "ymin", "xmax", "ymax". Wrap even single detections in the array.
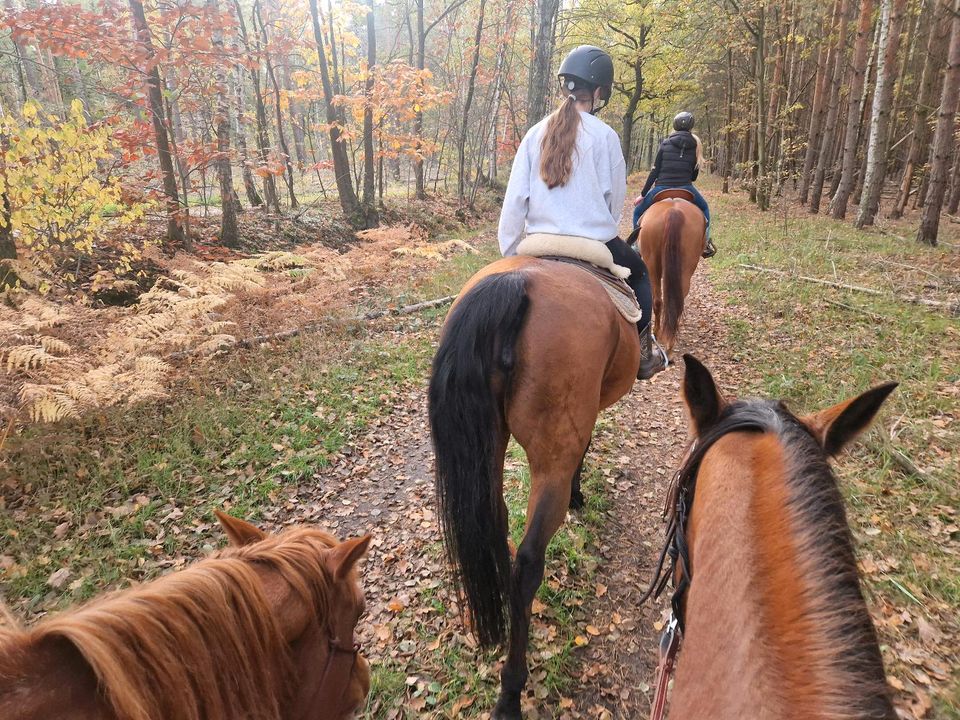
[{"xmin": 856, "ymin": 0, "xmax": 909, "ymax": 228}]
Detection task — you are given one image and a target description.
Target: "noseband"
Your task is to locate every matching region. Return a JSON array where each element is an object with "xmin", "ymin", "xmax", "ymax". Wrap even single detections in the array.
[{"xmin": 640, "ymin": 403, "xmax": 788, "ymax": 720}]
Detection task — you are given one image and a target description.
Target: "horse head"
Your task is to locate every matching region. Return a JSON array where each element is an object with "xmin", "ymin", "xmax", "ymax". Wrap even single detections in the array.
[{"xmin": 215, "ymin": 511, "xmax": 372, "ymax": 719}]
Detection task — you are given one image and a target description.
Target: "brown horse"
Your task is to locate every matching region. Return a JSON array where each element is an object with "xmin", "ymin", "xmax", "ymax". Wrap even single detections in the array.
[
  {"xmin": 0, "ymin": 512, "xmax": 371, "ymax": 720},
  {"xmin": 650, "ymin": 355, "xmax": 897, "ymax": 719},
  {"xmin": 429, "ymin": 255, "xmax": 640, "ymax": 719},
  {"xmin": 637, "ymin": 191, "xmax": 706, "ymax": 353}
]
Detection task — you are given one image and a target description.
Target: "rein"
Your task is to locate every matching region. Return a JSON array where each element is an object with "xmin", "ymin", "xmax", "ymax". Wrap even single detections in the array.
[{"xmin": 641, "ymin": 408, "xmax": 774, "ymax": 720}]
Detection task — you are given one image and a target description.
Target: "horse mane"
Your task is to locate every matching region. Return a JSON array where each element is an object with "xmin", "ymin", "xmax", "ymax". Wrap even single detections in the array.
[
  {"xmin": 689, "ymin": 400, "xmax": 895, "ymax": 719},
  {"xmin": 0, "ymin": 526, "xmax": 340, "ymax": 720}
]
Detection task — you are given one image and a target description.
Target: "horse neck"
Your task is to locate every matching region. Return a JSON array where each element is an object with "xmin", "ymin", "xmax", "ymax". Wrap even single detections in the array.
[
  {"xmin": 670, "ymin": 432, "xmax": 894, "ymax": 720},
  {"xmin": 0, "ymin": 634, "xmax": 111, "ymax": 720}
]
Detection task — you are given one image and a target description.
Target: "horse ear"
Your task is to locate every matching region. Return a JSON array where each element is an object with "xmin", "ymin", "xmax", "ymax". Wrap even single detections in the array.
[
  {"xmin": 327, "ymin": 535, "xmax": 372, "ymax": 581},
  {"xmin": 681, "ymin": 354, "xmax": 726, "ymax": 435},
  {"xmin": 215, "ymin": 510, "xmax": 267, "ymax": 546},
  {"xmin": 802, "ymin": 382, "xmax": 898, "ymax": 456}
]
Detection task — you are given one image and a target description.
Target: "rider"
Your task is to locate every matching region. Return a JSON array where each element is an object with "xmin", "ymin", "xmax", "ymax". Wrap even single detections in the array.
[
  {"xmin": 498, "ymin": 45, "xmax": 666, "ymax": 379},
  {"xmin": 632, "ymin": 112, "xmax": 715, "ymax": 258}
]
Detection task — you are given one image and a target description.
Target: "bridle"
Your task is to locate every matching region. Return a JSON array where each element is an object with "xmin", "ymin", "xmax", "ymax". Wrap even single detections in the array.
[
  {"xmin": 310, "ymin": 617, "xmax": 362, "ymax": 713},
  {"xmin": 640, "ymin": 406, "xmax": 776, "ymax": 720}
]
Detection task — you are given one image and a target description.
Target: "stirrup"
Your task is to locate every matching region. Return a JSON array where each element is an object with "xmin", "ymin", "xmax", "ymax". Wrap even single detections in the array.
[
  {"xmin": 651, "ymin": 333, "xmax": 669, "ymax": 368},
  {"xmin": 701, "ymin": 238, "xmax": 716, "ymax": 259}
]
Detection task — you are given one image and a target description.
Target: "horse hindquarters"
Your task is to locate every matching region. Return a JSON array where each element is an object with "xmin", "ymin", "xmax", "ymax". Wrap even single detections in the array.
[{"xmin": 429, "ymin": 271, "xmax": 529, "ymax": 649}]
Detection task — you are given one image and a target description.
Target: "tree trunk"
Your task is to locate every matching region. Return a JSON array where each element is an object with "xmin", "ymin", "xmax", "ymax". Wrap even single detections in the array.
[
  {"xmin": 414, "ymin": 0, "xmax": 426, "ymax": 199},
  {"xmin": 457, "ymin": 0, "xmax": 487, "ymax": 203},
  {"xmin": 254, "ymin": 1, "xmax": 298, "ymax": 209},
  {"xmin": 620, "ymin": 29, "xmax": 650, "ymax": 169},
  {"xmin": 361, "ymin": 0, "xmax": 378, "ymax": 224},
  {"xmin": 233, "ymin": 67, "xmax": 263, "ymax": 207},
  {"xmin": 799, "ymin": 0, "xmax": 841, "ymax": 205},
  {"xmin": 724, "ymin": 49, "xmax": 733, "ymax": 193},
  {"xmin": 127, "ymin": 0, "xmax": 185, "ymax": 246},
  {"xmin": 810, "ymin": 0, "xmax": 851, "ymax": 213},
  {"xmin": 756, "ymin": 5, "xmax": 770, "ymax": 210},
  {"xmin": 231, "ymin": 0, "xmax": 280, "ymax": 213},
  {"xmin": 890, "ymin": 0, "xmax": 952, "ymax": 218},
  {"xmin": 209, "ymin": 0, "xmax": 239, "ymax": 247},
  {"xmin": 916, "ymin": 0, "xmax": 960, "ymax": 245},
  {"xmin": 308, "ymin": 0, "xmax": 361, "ymax": 223},
  {"xmin": 4, "ymin": 0, "xmax": 38, "ymax": 104},
  {"xmin": 280, "ymin": 60, "xmax": 307, "ymax": 168},
  {"xmin": 856, "ymin": 0, "xmax": 909, "ymax": 228},
  {"xmin": 526, "ymin": 0, "xmax": 561, "ymax": 130},
  {"xmin": 947, "ymin": 139, "xmax": 960, "ymax": 214}
]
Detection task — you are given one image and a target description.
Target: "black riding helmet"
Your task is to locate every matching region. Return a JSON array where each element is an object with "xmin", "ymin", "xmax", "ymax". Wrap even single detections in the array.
[
  {"xmin": 673, "ymin": 112, "xmax": 695, "ymax": 131},
  {"xmin": 558, "ymin": 45, "xmax": 614, "ymax": 113}
]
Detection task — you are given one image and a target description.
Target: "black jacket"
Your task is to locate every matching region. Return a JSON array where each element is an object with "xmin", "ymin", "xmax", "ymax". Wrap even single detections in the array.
[{"xmin": 641, "ymin": 131, "xmax": 700, "ymax": 195}]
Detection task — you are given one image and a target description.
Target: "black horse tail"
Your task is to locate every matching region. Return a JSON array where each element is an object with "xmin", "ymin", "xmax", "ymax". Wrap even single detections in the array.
[
  {"xmin": 660, "ymin": 207, "xmax": 686, "ymax": 350},
  {"xmin": 429, "ymin": 271, "xmax": 529, "ymax": 648}
]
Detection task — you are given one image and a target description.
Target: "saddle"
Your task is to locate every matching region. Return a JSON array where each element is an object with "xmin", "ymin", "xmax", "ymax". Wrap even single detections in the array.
[
  {"xmin": 517, "ymin": 234, "xmax": 642, "ymax": 323},
  {"xmin": 627, "ymin": 188, "xmax": 705, "ymax": 247}
]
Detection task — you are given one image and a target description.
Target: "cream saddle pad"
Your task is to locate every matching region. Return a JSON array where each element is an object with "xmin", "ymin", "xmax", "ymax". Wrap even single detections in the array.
[{"xmin": 517, "ymin": 234, "xmax": 642, "ymax": 323}]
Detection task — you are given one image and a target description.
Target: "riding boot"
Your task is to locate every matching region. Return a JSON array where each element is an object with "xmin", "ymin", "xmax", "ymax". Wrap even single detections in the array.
[
  {"xmin": 637, "ymin": 323, "xmax": 667, "ymax": 380},
  {"xmin": 701, "ymin": 224, "xmax": 716, "ymax": 259}
]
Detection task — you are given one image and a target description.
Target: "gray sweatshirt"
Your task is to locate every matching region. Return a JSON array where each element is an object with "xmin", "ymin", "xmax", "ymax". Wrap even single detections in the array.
[{"xmin": 498, "ymin": 111, "xmax": 626, "ymax": 256}]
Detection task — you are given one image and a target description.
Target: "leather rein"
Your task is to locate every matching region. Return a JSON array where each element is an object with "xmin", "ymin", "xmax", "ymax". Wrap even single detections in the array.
[{"xmin": 640, "ymin": 410, "xmax": 773, "ymax": 720}]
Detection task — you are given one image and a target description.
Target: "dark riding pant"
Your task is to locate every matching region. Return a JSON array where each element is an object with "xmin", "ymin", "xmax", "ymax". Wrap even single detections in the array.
[{"xmin": 605, "ymin": 237, "xmax": 653, "ymax": 332}]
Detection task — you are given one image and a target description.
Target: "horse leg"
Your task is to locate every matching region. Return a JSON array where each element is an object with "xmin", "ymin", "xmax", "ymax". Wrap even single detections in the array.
[
  {"xmin": 569, "ymin": 438, "xmax": 592, "ymax": 510},
  {"xmin": 492, "ymin": 443, "xmax": 587, "ymax": 720}
]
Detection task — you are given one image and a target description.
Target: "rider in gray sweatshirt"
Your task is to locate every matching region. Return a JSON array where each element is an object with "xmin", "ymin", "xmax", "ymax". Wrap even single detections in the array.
[{"xmin": 496, "ymin": 45, "xmax": 666, "ymax": 380}]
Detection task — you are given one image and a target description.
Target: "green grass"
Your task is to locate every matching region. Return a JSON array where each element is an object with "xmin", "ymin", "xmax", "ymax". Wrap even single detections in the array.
[
  {"xmin": 705, "ymin": 181, "xmax": 959, "ymax": 714},
  {"xmin": 1, "ymin": 334, "xmax": 431, "ymax": 611}
]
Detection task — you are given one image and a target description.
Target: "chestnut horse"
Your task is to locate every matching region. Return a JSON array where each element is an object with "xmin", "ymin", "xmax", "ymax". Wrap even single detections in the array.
[
  {"xmin": 648, "ymin": 355, "xmax": 897, "ymax": 719},
  {"xmin": 637, "ymin": 192, "xmax": 706, "ymax": 354},
  {"xmin": 0, "ymin": 512, "xmax": 371, "ymax": 720},
  {"xmin": 429, "ymin": 256, "xmax": 640, "ymax": 719}
]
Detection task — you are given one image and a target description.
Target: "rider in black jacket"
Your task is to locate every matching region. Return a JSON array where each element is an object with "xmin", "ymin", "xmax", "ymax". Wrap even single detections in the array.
[{"xmin": 632, "ymin": 112, "xmax": 715, "ymax": 258}]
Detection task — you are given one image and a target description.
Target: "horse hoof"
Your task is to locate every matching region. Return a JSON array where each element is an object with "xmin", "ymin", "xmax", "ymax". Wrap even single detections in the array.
[{"xmin": 569, "ymin": 489, "xmax": 585, "ymax": 510}]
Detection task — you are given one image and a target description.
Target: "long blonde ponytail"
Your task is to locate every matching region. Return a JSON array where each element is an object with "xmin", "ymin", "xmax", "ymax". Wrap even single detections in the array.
[
  {"xmin": 692, "ymin": 133, "xmax": 705, "ymax": 170},
  {"xmin": 539, "ymin": 93, "xmax": 586, "ymax": 189}
]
